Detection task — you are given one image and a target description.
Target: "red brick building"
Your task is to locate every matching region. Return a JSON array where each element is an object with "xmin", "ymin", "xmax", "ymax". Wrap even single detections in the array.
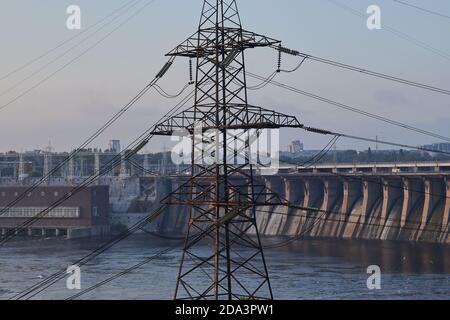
[{"xmin": 0, "ymin": 186, "xmax": 109, "ymax": 238}]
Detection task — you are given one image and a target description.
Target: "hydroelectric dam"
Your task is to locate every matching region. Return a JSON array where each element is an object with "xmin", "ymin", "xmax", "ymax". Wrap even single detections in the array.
[
  {"xmin": 127, "ymin": 161, "xmax": 450, "ymax": 244},
  {"xmin": 1, "ymin": 160, "xmax": 449, "ymax": 244}
]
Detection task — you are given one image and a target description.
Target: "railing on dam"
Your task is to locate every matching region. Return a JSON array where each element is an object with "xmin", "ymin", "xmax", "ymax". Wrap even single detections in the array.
[{"xmin": 292, "ymin": 161, "xmax": 450, "ymax": 175}]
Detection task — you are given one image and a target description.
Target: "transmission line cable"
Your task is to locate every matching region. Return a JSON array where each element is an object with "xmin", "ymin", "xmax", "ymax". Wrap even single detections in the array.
[
  {"xmin": 244, "ymin": 70, "xmax": 450, "ymax": 143},
  {"xmin": 254, "ymin": 204, "xmax": 447, "ymax": 249},
  {"xmin": 0, "ymin": 0, "xmax": 140, "ymax": 82},
  {"xmin": 282, "ymin": 136, "xmax": 450, "ymax": 202},
  {"xmin": 272, "ymin": 45, "xmax": 450, "ymax": 96},
  {"xmin": 392, "ymin": 0, "xmax": 450, "ymax": 20},
  {"xmin": 66, "ymin": 209, "xmax": 264, "ymax": 300},
  {"xmin": 15, "ymin": 107, "xmax": 448, "ymax": 297},
  {"xmin": 0, "ymin": 55, "xmax": 184, "ymax": 224},
  {"xmin": 0, "ymin": 0, "xmax": 145, "ymax": 98},
  {"xmin": 247, "ymin": 72, "xmax": 278, "ymax": 90},
  {"xmin": 12, "ymin": 144, "xmax": 215, "ymax": 300},
  {"xmin": 0, "ymin": 89, "xmax": 195, "ymax": 245},
  {"xmin": 66, "ymin": 246, "xmax": 178, "ymax": 300},
  {"xmin": 299, "ymin": 123, "xmax": 450, "ymax": 156},
  {"xmin": 283, "ymin": 141, "xmax": 450, "ymax": 202},
  {"xmin": 153, "ymin": 83, "xmax": 192, "ymax": 98},
  {"xmin": 12, "ymin": 205, "xmax": 168, "ymax": 300},
  {"xmin": 0, "ymin": 0, "xmax": 157, "ymax": 112},
  {"xmin": 326, "ymin": 0, "xmax": 450, "ymax": 62},
  {"xmin": 0, "ymin": 63, "xmax": 167, "ymax": 218}
]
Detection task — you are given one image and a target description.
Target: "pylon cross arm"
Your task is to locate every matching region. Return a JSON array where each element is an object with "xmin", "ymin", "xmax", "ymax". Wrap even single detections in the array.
[
  {"xmin": 152, "ymin": 104, "xmax": 303, "ymax": 136},
  {"xmin": 166, "ymin": 28, "xmax": 281, "ymax": 58}
]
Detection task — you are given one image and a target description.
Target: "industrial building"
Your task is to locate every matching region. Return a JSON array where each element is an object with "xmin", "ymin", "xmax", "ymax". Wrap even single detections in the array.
[{"xmin": 0, "ymin": 185, "xmax": 110, "ymax": 239}]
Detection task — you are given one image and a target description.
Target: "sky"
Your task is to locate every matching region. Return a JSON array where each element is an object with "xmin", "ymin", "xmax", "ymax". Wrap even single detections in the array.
[{"xmin": 0, "ymin": 0, "xmax": 449, "ymax": 153}]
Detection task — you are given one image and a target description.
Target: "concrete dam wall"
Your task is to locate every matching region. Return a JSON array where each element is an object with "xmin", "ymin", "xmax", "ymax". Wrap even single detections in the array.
[
  {"xmin": 156, "ymin": 174, "xmax": 449, "ymax": 244},
  {"xmin": 7, "ymin": 170, "xmax": 447, "ymax": 243}
]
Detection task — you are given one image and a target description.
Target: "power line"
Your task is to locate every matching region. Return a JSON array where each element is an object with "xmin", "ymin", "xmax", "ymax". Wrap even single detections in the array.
[
  {"xmin": 278, "ymin": 140, "xmax": 450, "ymax": 218},
  {"xmin": 131, "ymin": 142, "xmax": 450, "ymax": 205},
  {"xmin": 258, "ymin": 155, "xmax": 449, "ymax": 247},
  {"xmin": 245, "ymin": 70, "xmax": 450, "ymax": 143},
  {"xmin": 0, "ymin": 0, "xmax": 145, "ymax": 98},
  {"xmin": 7, "ymin": 91, "xmax": 194, "ymax": 299},
  {"xmin": 279, "ymin": 56, "xmax": 307, "ymax": 73},
  {"xmin": 66, "ymin": 246, "xmax": 178, "ymax": 300},
  {"xmin": 302, "ymin": 123, "xmax": 450, "ymax": 156},
  {"xmin": 296, "ymin": 52, "xmax": 450, "ymax": 95},
  {"xmin": 282, "ymin": 137, "xmax": 450, "ymax": 202},
  {"xmin": 247, "ymin": 72, "xmax": 277, "ymax": 90},
  {"xmin": 153, "ymin": 83, "xmax": 192, "ymax": 98},
  {"xmin": 13, "ymin": 111, "xmax": 447, "ymax": 297},
  {"xmin": 282, "ymin": 136, "xmax": 450, "ymax": 202},
  {"xmin": 0, "ymin": 59, "xmax": 181, "ymax": 227},
  {"xmin": 263, "ymin": 149, "xmax": 450, "ymax": 233},
  {"xmin": 331, "ymin": 131, "xmax": 450, "ymax": 156},
  {"xmin": 326, "ymin": 0, "xmax": 450, "ymax": 62},
  {"xmin": 256, "ymin": 203, "xmax": 448, "ymax": 249},
  {"xmin": 66, "ymin": 203, "xmax": 270, "ymax": 301},
  {"xmin": 256, "ymin": 203, "xmax": 447, "ymax": 244},
  {"xmin": 298, "ymin": 136, "xmax": 340, "ymax": 168},
  {"xmin": 6, "ymin": 0, "xmax": 450, "ymax": 297},
  {"xmin": 0, "ymin": 67, "xmax": 192, "ymax": 231},
  {"xmin": 253, "ymin": 183, "xmax": 448, "ymax": 250},
  {"xmin": 1, "ymin": 0, "xmax": 448, "ymax": 212},
  {"xmin": 0, "ymin": 0, "xmax": 157, "ymax": 112},
  {"xmin": 55, "ymin": 199, "xmax": 449, "ymax": 300},
  {"xmin": 0, "ymin": 2, "xmax": 167, "ymax": 219},
  {"xmin": 392, "ymin": 0, "xmax": 450, "ymax": 20},
  {"xmin": 12, "ymin": 205, "xmax": 167, "ymax": 300},
  {"xmin": 2, "ymin": 75, "xmax": 446, "ymax": 245},
  {"xmin": 0, "ymin": 0, "xmax": 140, "ymax": 82},
  {"xmin": 12, "ymin": 138, "xmax": 211, "ymax": 300},
  {"xmin": 272, "ymin": 47, "xmax": 450, "ymax": 96},
  {"xmin": 0, "ymin": 89, "xmax": 195, "ymax": 246},
  {"xmin": 0, "ymin": 71, "xmax": 165, "ymax": 218}
]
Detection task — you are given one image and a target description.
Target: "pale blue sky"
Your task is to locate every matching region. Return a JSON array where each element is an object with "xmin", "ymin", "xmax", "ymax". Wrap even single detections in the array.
[{"xmin": 0, "ymin": 0, "xmax": 449, "ymax": 152}]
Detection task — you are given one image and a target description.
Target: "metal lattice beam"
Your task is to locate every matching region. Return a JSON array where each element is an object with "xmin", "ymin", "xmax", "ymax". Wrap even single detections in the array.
[{"xmin": 154, "ymin": 0, "xmax": 300, "ymax": 300}]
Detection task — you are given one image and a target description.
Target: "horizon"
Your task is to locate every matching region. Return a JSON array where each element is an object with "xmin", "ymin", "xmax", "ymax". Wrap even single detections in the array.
[{"xmin": 0, "ymin": 0, "xmax": 449, "ymax": 153}]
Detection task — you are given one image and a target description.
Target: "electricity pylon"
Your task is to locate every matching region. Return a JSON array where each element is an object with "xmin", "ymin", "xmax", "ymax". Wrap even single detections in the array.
[{"xmin": 153, "ymin": 0, "xmax": 302, "ymax": 300}]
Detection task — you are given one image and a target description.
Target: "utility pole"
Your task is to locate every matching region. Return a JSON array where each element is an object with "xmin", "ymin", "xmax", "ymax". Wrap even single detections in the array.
[{"xmin": 152, "ymin": 0, "xmax": 302, "ymax": 300}]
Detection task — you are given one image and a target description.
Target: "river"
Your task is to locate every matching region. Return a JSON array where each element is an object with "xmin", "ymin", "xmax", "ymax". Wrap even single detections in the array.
[{"xmin": 0, "ymin": 236, "xmax": 448, "ymax": 300}]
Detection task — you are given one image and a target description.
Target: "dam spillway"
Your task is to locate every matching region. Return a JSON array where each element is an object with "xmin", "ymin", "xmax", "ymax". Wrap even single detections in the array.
[
  {"xmin": 251, "ymin": 174, "xmax": 449, "ymax": 244},
  {"xmin": 1, "ymin": 161, "xmax": 449, "ymax": 244},
  {"xmin": 152, "ymin": 163, "xmax": 450, "ymax": 244}
]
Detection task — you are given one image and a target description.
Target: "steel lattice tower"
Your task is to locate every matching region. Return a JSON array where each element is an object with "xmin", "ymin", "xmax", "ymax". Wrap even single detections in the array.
[{"xmin": 153, "ymin": 0, "xmax": 302, "ymax": 300}]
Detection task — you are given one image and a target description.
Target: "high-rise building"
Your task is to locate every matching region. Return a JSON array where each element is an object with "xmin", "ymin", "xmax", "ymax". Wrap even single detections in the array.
[
  {"xmin": 109, "ymin": 140, "xmax": 121, "ymax": 154},
  {"xmin": 289, "ymin": 140, "xmax": 304, "ymax": 154}
]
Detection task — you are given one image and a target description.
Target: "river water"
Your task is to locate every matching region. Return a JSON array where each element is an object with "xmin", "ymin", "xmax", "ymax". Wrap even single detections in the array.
[{"xmin": 0, "ymin": 235, "xmax": 448, "ymax": 300}]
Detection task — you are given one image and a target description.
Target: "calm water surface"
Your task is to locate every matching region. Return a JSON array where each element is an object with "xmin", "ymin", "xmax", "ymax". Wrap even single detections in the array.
[{"xmin": 0, "ymin": 235, "xmax": 448, "ymax": 300}]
